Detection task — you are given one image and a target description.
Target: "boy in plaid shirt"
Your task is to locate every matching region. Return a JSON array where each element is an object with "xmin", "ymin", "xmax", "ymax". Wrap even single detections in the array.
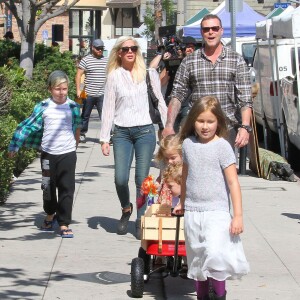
[{"xmin": 8, "ymin": 70, "xmax": 81, "ymax": 238}]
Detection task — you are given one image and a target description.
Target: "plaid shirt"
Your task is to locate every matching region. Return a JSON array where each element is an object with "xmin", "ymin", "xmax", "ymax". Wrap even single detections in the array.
[
  {"xmin": 171, "ymin": 46, "xmax": 252, "ymax": 125},
  {"xmin": 8, "ymin": 98, "xmax": 81, "ymax": 152}
]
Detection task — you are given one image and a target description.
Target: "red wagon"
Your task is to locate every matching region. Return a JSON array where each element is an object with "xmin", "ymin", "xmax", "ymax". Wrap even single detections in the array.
[{"xmin": 131, "ymin": 204, "xmax": 187, "ymax": 298}]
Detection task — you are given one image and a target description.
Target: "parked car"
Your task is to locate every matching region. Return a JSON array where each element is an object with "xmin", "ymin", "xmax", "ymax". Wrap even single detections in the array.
[
  {"xmin": 281, "ymin": 74, "xmax": 300, "ymax": 168},
  {"xmin": 252, "ymin": 39, "xmax": 300, "ymax": 153}
]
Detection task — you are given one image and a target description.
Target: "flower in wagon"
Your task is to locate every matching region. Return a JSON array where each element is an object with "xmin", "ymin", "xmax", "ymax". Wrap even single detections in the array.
[{"xmin": 137, "ymin": 175, "xmax": 158, "ymax": 209}]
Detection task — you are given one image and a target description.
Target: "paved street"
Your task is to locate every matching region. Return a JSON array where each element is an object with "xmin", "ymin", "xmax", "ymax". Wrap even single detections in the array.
[{"xmin": 1, "ymin": 112, "xmax": 300, "ymax": 300}]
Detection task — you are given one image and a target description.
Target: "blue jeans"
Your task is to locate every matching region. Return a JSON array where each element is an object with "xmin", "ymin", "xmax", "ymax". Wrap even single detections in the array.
[
  {"xmin": 81, "ymin": 95, "xmax": 104, "ymax": 135},
  {"xmin": 112, "ymin": 124, "xmax": 156, "ymax": 219}
]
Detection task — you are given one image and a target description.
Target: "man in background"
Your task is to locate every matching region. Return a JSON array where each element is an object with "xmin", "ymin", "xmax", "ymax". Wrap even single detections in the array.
[
  {"xmin": 76, "ymin": 39, "xmax": 108, "ymax": 143},
  {"xmin": 149, "ymin": 36, "xmax": 198, "ymax": 132}
]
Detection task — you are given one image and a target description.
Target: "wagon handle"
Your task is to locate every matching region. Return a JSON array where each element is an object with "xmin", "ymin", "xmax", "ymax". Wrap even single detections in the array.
[
  {"xmin": 171, "ymin": 208, "xmax": 184, "ymax": 218},
  {"xmin": 171, "ymin": 214, "xmax": 182, "ymax": 276},
  {"xmin": 158, "ymin": 217, "xmax": 163, "ymax": 254}
]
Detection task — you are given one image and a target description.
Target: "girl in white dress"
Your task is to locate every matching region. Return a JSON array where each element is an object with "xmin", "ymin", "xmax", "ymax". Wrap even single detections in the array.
[{"xmin": 173, "ymin": 96, "xmax": 249, "ymax": 300}]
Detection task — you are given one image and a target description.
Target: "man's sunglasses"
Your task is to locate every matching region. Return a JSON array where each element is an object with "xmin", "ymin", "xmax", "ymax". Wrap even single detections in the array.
[
  {"xmin": 201, "ymin": 26, "xmax": 221, "ymax": 33},
  {"xmin": 95, "ymin": 46, "xmax": 104, "ymax": 51},
  {"xmin": 121, "ymin": 46, "xmax": 138, "ymax": 53}
]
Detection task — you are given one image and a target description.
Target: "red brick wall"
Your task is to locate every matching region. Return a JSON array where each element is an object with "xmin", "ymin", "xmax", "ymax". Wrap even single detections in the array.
[{"xmin": 11, "ymin": 12, "xmax": 70, "ymax": 52}]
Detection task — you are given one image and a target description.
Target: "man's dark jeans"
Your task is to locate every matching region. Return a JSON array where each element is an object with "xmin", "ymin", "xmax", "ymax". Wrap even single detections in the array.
[{"xmin": 81, "ymin": 95, "xmax": 104, "ymax": 135}]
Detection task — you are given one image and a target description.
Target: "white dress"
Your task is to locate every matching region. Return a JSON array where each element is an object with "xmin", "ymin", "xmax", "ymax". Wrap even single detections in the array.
[
  {"xmin": 184, "ymin": 210, "xmax": 249, "ymax": 281},
  {"xmin": 182, "ymin": 136, "xmax": 250, "ymax": 281}
]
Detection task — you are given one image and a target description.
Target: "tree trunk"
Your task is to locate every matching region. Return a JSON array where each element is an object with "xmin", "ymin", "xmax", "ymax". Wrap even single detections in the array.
[
  {"xmin": 154, "ymin": 0, "xmax": 162, "ymax": 42},
  {"xmin": 19, "ymin": 0, "xmax": 35, "ymax": 78},
  {"xmin": 20, "ymin": 38, "xmax": 35, "ymax": 79},
  {"xmin": 4, "ymin": 0, "xmax": 81, "ymax": 79}
]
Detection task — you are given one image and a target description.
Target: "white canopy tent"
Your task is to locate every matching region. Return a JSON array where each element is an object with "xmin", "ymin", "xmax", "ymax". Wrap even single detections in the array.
[{"xmin": 255, "ymin": 6, "xmax": 295, "ymax": 40}]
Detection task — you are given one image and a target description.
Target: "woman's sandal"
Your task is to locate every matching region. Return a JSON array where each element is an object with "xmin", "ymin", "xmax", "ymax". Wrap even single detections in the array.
[
  {"xmin": 60, "ymin": 228, "xmax": 74, "ymax": 238},
  {"xmin": 40, "ymin": 215, "xmax": 56, "ymax": 231}
]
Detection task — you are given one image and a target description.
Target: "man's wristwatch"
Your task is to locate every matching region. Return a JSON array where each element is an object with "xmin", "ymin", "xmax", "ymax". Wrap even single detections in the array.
[
  {"xmin": 239, "ymin": 124, "xmax": 253, "ymax": 133},
  {"xmin": 100, "ymin": 141, "xmax": 108, "ymax": 146}
]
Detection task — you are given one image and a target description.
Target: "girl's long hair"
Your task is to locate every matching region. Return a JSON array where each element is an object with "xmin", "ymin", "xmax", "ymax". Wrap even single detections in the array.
[
  {"xmin": 180, "ymin": 96, "xmax": 228, "ymax": 142},
  {"xmin": 106, "ymin": 36, "xmax": 146, "ymax": 83}
]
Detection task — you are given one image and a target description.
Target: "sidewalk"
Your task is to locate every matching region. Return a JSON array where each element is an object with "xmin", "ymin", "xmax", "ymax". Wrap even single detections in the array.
[{"xmin": 1, "ymin": 112, "xmax": 300, "ymax": 300}]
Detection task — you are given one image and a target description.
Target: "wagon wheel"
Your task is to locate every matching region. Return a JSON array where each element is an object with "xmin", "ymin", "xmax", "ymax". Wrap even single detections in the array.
[
  {"xmin": 138, "ymin": 247, "xmax": 151, "ymax": 281},
  {"xmin": 131, "ymin": 257, "xmax": 144, "ymax": 298}
]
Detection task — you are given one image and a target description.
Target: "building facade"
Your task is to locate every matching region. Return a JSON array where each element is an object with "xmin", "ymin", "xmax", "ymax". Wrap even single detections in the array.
[{"xmin": 3, "ymin": 0, "xmax": 297, "ymax": 57}]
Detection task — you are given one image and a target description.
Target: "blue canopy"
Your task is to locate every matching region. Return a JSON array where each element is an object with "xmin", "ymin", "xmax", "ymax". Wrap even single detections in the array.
[{"xmin": 183, "ymin": 1, "xmax": 265, "ymax": 39}]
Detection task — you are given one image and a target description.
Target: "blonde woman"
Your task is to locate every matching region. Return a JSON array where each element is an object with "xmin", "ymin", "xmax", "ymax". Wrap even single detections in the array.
[{"xmin": 100, "ymin": 36, "xmax": 167, "ymax": 238}]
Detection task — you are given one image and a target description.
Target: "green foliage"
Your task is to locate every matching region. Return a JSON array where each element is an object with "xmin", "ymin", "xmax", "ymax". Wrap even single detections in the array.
[
  {"xmin": 0, "ymin": 65, "xmax": 36, "ymax": 123},
  {"xmin": 9, "ymin": 91, "xmax": 37, "ymax": 123},
  {"xmin": 0, "ymin": 115, "xmax": 17, "ymax": 203},
  {"xmin": 13, "ymin": 148, "xmax": 37, "ymax": 178},
  {"xmin": 0, "ymin": 73, "xmax": 13, "ymax": 116},
  {"xmin": 0, "ymin": 40, "xmax": 21, "ymax": 67},
  {"xmin": 162, "ymin": 0, "xmax": 175, "ymax": 25},
  {"xmin": 143, "ymin": 6, "xmax": 155, "ymax": 39},
  {"xmin": 0, "ymin": 42, "xmax": 77, "ymax": 202},
  {"xmin": 0, "ymin": 121, "xmax": 36, "ymax": 202},
  {"xmin": 33, "ymin": 43, "xmax": 77, "ymax": 100},
  {"xmin": 143, "ymin": 0, "xmax": 176, "ymax": 40}
]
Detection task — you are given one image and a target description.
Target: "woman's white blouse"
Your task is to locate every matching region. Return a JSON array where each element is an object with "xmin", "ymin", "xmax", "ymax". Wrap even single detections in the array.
[{"xmin": 99, "ymin": 67, "xmax": 167, "ymax": 142}]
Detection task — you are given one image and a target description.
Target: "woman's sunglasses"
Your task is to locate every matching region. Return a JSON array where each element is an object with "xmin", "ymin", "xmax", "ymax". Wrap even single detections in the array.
[
  {"xmin": 201, "ymin": 26, "xmax": 221, "ymax": 33},
  {"xmin": 120, "ymin": 46, "xmax": 138, "ymax": 53}
]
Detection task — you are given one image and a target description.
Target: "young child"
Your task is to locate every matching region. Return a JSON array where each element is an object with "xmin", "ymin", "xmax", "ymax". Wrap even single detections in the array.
[
  {"xmin": 155, "ymin": 134, "xmax": 182, "ymax": 206},
  {"xmin": 173, "ymin": 96, "xmax": 250, "ymax": 300},
  {"xmin": 162, "ymin": 162, "xmax": 182, "ymax": 208},
  {"xmin": 8, "ymin": 70, "xmax": 81, "ymax": 238}
]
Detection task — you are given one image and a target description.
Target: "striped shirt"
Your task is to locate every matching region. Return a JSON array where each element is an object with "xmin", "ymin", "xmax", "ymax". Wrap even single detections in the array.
[
  {"xmin": 99, "ymin": 67, "xmax": 167, "ymax": 142},
  {"xmin": 42, "ymin": 101, "xmax": 76, "ymax": 154},
  {"xmin": 171, "ymin": 46, "xmax": 252, "ymax": 125},
  {"xmin": 78, "ymin": 54, "xmax": 108, "ymax": 97},
  {"xmin": 8, "ymin": 98, "xmax": 81, "ymax": 152}
]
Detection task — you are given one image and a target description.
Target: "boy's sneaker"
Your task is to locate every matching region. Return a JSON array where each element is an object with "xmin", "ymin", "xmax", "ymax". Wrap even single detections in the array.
[{"xmin": 79, "ymin": 134, "xmax": 86, "ymax": 143}]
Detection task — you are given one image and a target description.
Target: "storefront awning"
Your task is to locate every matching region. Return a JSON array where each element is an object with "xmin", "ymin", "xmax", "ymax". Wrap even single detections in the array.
[
  {"xmin": 106, "ymin": 0, "xmax": 141, "ymax": 8},
  {"xmin": 266, "ymin": 7, "xmax": 284, "ymax": 19},
  {"xmin": 185, "ymin": 8, "xmax": 210, "ymax": 26},
  {"xmin": 57, "ymin": 0, "xmax": 107, "ymax": 9}
]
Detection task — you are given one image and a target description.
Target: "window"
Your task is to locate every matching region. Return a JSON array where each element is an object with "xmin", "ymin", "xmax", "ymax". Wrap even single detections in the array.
[
  {"xmin": 115, "ymin": 8, "xmax": 139, "ymax": 37},
  {"xmin": 69, "ymin": 10, "xmax": 101, "ymax": 57},
  {"xmin": 242, "ymin": 43, "xmax": 257, "ymax": 67}
]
